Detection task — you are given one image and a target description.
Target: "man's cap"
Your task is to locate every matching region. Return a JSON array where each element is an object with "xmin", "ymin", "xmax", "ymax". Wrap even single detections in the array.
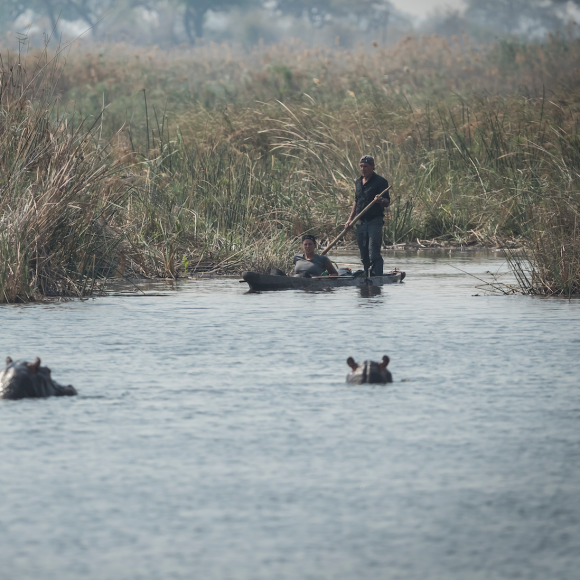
[{"xmin": 360, "ymin": 155, "xmax": 375, "ymax": 165}]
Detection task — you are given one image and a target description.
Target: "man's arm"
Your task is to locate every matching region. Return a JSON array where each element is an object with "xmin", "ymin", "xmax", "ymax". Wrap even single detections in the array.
[
  {"xmin": 325, "ymin": 258, "xmax": 339, "ymax": 277},
  {"xmin": 375, "ymin": 193, "xmax": 390, "ymax": 207},
  {"xmin": 345, "ymin": 201, "xmax": 357, "ymax": 229},
  {"xmin": 375, "ymin": 180, "xmax": 391, "ymax": 207}
]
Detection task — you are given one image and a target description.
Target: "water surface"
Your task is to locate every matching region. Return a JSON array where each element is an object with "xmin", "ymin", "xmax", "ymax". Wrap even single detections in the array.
[{"xmin": 1, "ymin": 251, "xmax": 579, "ymax": 580}]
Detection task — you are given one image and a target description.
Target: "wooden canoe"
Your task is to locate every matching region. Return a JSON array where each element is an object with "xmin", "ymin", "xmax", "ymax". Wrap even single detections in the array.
[{"xmin": 241, "ymin": 271, "xmax": 406, "ymax": 292}]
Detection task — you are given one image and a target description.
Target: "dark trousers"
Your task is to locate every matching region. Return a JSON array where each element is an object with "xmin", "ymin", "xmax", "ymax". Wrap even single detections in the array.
[{"xmin": 356, "ymin": 216, "xmax": 383, "ymax": 276}]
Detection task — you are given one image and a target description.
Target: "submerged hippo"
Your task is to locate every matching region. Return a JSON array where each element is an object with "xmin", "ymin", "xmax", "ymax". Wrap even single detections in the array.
[
  {"xmin": 347, "ymin": 355, "xmax": 392, "ymax": 385},
  {"xmin": 1, "ymin": 357, "xmax": 77, "ymax": 400}
]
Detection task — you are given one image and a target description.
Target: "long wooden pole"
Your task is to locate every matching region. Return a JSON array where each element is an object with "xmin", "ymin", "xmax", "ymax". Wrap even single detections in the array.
[{"xmin": 321, "ymin": 186, "xmax": 391, "ymax": 256}]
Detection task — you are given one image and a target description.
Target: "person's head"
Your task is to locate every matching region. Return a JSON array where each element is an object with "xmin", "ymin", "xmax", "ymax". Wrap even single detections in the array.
[
  {"xmin": 302, "ymin": 234, "xmax": 316, "ymax": 255},
  {"xmin": 359, "ymin": 155, "xmax": 375, "ymax": 180}
]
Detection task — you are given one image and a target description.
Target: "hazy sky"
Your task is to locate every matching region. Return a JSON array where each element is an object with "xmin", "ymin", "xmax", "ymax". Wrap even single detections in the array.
[{"xmin": 391, "ymin": 0, "xmax": 466, "ymax": 19}]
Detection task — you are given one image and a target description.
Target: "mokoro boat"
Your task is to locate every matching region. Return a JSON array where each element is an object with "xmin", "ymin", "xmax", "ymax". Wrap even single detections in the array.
[{"xmin": 241, "ymin": 271, "xmax": 406, "ymax": 292}]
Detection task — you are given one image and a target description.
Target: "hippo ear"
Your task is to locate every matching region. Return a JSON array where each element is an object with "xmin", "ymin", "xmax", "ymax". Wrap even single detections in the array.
[
  {"xmin": 347, "ymin": 357, "xmax": 358, "ymax": 370},
  {"xmin": 6, "ymin": 356, "xmax": 12, "ymax": 366},
  {"xmin": 28, "ymin": 357, "xmax": 41, "ymax": 374},
  {"xmin": 379, "ymin": 355, "xmax": 390, "ymax": 370}
]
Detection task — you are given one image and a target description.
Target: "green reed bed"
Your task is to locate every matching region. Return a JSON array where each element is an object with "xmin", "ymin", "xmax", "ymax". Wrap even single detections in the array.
[
  {"xmin": 120, "ymin": 84, "xmax": 580, "ymax": 294},
  {"xmin": 1, "ymin": 34, "xmax": 580, "ymax": 301}
]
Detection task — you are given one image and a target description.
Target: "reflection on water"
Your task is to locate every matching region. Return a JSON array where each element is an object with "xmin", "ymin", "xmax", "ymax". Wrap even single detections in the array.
[
  {"xmin": 1, "ymin": 251, "xmax": 579, "ymax": 580},
  {"xmin": 358, "ymin": 284, "xmax": 382, "ymax": 298}
]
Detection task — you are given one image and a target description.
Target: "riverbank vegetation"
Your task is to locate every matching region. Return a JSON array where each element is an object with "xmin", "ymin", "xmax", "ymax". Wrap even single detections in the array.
[{"xmin": 1, "ymin": 33, "xmax": 580, "ymax": 301}]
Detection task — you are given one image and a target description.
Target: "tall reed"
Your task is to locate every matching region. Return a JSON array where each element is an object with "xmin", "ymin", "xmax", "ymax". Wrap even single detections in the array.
[
  {"xmin": 2, "ymin": 33, "xmax": 580, "ymax": 300},
  {"xmin": 0, "ymin": 43, "xmax": 129, "ymax": 302}
]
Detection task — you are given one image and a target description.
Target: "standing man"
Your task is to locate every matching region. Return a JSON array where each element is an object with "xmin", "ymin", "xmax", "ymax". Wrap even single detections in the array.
[{"xmin": 345, "ymin": 155, "xmax": 390, "ymax": 276}]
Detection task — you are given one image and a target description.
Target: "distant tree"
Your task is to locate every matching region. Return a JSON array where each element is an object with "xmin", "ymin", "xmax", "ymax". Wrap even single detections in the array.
[
  {"xmin": 551, "ymin": 0, "xmax": 580, "ymax": 7},
  {"xmin": 178, "ymin": 0, "xmax": 257, "ymax": 42},
  {"xmin": 1, "ymin": 0, "xmax": 260, "ymax": 44},
  {"xmin": 273, "ymin": 0, "xmax": 393, "ymax": 30},
  {"xmin": 273, "ymin": 0, "xmax": 334, "ymax": 27},
  {"xmin": 0, "ymin": 0, "xmax": 66, "ymax": 33},
  {"xmin": 0, "ymin": 0, "xmax": 130, "ymax": 38},
  {"xmin": 464, "ymin": 0, "xmax": 565, "ymax": 36},
  {"xmin": 550, "ymin": 0, "xmax": 580, "ymax": 23},
  {"xmin": 425, "ymin": 8, "xmax": 474, "ymax": 39}
]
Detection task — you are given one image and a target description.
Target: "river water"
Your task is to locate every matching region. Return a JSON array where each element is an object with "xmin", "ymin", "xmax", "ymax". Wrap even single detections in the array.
[{"xmin": 1, "ymin": 251, "xmax": 579, "ymax": 580}]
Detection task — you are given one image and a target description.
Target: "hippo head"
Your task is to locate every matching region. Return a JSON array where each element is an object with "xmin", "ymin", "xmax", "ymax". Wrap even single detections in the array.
[
  {"xmin": 346, "ymin": 355, "xmax": 392, "ymax": 385},
  {"xmin": 1, "ymin": 357, "xmax": 77, "ymax": 400}
]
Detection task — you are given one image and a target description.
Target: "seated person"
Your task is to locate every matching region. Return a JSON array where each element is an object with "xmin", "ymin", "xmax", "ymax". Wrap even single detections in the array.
[{"xmin": 293, "ymin": 235, "xmax": 339, "ymax": 277}]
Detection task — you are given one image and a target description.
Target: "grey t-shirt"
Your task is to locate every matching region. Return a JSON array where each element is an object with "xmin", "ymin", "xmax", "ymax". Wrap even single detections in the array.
[{"xmin": 293, "ymin": 253, "xmax": 330, "ymax": 277}]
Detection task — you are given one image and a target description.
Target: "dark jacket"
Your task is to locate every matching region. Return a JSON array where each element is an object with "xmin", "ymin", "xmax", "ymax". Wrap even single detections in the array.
[{"xmin": 355, "ymin": 173, "xmax": 390, "ymax": 222}]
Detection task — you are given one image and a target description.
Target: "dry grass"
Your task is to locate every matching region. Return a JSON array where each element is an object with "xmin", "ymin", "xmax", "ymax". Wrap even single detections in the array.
[
  {"xmin": 0, "ymin": 44, "xmax": 129, "ymax": 302},
  {"xmin": 1, "ymin": 33, "xmax": 580, "ymax": 301}
]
